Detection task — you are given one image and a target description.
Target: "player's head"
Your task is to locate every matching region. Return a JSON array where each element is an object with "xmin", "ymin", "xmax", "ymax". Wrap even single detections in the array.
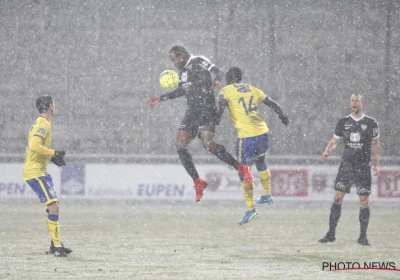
[
  {"xmin": 350, "ymin": 93, "xmax": 364, "ymax": 115},
  {"xmin": 226, "ymin": 67, "xmax": 242, "ymax": 85},
  {"xmin": 169, "ymin": 45, "xmax": 189, "ymax": 70},
  {"xmin": 36, "ymin": 95, "xmax": 55, "ymax": 115}
]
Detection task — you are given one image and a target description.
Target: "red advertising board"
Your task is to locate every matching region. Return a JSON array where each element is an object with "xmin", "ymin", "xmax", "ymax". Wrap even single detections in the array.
[
  {"xmin": 271, "ymin": 170, "xmax": 308, "ymax": 197},
  {"xmin": 378, "ymin": 171, "xmax": 400, "ymax": 198}
]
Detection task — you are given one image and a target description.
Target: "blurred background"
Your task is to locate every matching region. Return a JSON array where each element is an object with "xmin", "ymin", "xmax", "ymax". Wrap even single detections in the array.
[{"xmin": 1, "ymin": 0, "xmax": 399, "ymax": 163}]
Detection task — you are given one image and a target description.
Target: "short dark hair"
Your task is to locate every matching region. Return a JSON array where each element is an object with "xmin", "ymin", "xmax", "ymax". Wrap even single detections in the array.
[
  {"xmin": 226, "ymin": 67, "xmax": 242, "ymax": 84},
  {"xmin": 36, "ymin": 95, "xmax": 53, "ymax": 113},
  {"xmin": 169, "ymin": 45, "xmax": 189, "ymax": 56}
]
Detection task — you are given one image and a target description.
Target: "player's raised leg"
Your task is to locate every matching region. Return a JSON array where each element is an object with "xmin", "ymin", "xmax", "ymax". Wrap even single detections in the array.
[{"xmin": 200, "ymin": 130, "xmax": 253, "ymax": 187}]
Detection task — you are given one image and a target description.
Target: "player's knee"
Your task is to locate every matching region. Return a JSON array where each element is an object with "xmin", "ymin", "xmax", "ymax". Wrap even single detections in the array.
[
  {"xmin": 175, "ymin": 142, "xmax": 186, "ymax": 151},
  {"xmin": 359, "ymin": 195, "xmax": 369, "ymax": 208},
  {"xmin": 255, "ymin": 161, "xmax": 267, "ymax": 171},
  {"xmin": 255, "ymin": 157, "xmax": 266, "ymax": 171},
  {"xmin": 47, "ymin": 201, "xmax": 60, "ymax": 214},
  {"xmin": 333, "ymin": 192, "xmax": 344, "ymax": 204},
  {"xmin": 202, "ymin": 141, "xmax": 215, "ymax": 152}
]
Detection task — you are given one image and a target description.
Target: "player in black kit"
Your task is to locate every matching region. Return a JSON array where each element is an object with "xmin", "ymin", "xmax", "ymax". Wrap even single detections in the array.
[
  {"xmin": 318, "ymin": 93, "xmax": 380, "ymax": 246},
  {"xmin": 147, "ymin": 45, "xmax": 252, "ymax": 202}
]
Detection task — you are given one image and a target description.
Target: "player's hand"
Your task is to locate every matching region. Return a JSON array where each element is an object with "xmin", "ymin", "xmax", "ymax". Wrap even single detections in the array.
[
  {"xmin": 321, "ymin": 152, "xmax": 329, "ymax": 162},
  {"xmin": 51, "ymin": 150, "xmax": 66, "ymax": 167},
  {"xmin": 211, "ymin": 80, "xmax": 221, "ymax": 90},
  {"xmin": 146, "ymin": 96, "xmax": 161, "ymax": 107},
  {"xmin": 373, "ymin": 166, "xmax": 380, "ymax": 176},
  {"xmin": 279, "ymin": 114, "xmax": 289, "ymax": 126}
]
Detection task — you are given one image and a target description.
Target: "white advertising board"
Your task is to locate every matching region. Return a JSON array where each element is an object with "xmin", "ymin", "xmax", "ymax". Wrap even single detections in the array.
[{"xmin": 1, "ymin": 163, "xmax": 399, "ymax": 201}]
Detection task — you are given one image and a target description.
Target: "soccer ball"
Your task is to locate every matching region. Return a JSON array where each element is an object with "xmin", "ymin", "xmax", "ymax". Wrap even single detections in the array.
[{"xmin": 159, "ymin": 70, "xmax": 179, "ymax": 91}]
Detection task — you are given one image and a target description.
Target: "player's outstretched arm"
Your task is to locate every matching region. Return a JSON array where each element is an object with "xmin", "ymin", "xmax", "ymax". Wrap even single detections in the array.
[
  {"xmin": 264, "ymin": 98, "xmax": 289, "ymax": 126},
  {"xmin": 29, "ymin": 136, "xmax": 56, "ymax": 157},
  {"xmin": 321, "ymin": 137, "xmax": 339, "ymax": 162}
]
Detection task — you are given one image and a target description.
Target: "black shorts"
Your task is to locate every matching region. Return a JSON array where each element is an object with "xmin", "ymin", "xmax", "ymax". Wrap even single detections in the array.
[
  {"xmin": 179, "ymin": 110, "xmax": 216, "ymax": 138},
  {"xmin": 334, "ymin": 160, "xmax": 372, "ymax": 196}
]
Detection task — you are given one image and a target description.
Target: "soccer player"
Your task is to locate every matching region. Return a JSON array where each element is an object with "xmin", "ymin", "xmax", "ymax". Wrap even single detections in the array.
[
  {"xmin": 147, "ymin": 45, "xmax": 253, "ymax": 202},
  {"xmin": 217, "ymin": 67, "xmax": 289, "ymax": 225},
  {"xmin": 318, "ymin": 93, "xmax": 380, "ymax": 246},
  {"xmin": 22, "ymin": 96, "xmax": 72, "ymax": 257}
]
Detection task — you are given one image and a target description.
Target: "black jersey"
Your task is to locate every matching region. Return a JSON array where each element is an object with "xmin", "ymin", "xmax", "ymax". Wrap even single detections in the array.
[
  {"xmin": 161, "ymin": 55, "xmax": 217, "ymax": 114},
  {"xmin": 334, "ymin": 114, "xmax": 379, "ymax": 163},
  {"xmin": 180, "ymin": 55, "xmax": 216, "ymax": 112}
]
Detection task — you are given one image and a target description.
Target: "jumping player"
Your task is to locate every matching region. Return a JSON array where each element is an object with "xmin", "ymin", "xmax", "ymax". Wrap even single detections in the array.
[
  {"xmin": 217, "ymin": 67, "xmax": 289, "ymax": 225},
  {"xmin": 147, "ymin": 46, "xmax": 253, "ymax": 202},
  {"xmin": 318, "ymin": 93, "xmax": 380, "ymax": 246},
  {"xmin": 23, "ymin": 95, "xmax": 72, "ymax": 257}
]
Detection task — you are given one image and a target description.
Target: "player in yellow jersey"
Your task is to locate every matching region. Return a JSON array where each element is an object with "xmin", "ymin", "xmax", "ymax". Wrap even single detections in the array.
[
  {"xmin": 217, "ymin": 67, "xmax": 289, "ymax": 225},
  {"xmin": 23, "ymin": 95, "xmax": 71, "ymax": 257}
]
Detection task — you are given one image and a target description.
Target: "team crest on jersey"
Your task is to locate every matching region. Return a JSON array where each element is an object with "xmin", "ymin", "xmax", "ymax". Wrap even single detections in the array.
[{"xmin": 361, "ymin": 124, "xmax": 367, "ymax": 130}]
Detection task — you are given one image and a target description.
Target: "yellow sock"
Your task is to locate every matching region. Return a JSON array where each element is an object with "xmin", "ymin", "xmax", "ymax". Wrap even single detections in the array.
[
  {"xmin": 259, "ymin": 169, "xmax": 271, "ymax": 195},
  {"xmin": 47, "ymin": 218, "xmax": 61, "ymax": 247},
  {"xmin": 241, "ymin": 182, "xmax": 255, "ymax": 210}
]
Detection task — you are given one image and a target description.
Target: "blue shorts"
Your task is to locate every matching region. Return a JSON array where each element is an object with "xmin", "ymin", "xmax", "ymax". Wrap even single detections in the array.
[
  {"xmin": 236, "ymin": 133, "xmax": 270, "ymax": 166},
  {"xmin": 26, "ymin": 174, "xmax": 59, "ymax": 206}
]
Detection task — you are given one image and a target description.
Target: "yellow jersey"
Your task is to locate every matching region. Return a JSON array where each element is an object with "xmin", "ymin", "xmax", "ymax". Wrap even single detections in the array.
[
  {"xmin": 219, "ymin": 83, "xmax": 269, "ymax": 138},
  {"xmin": 23, "ymin": 116, "xmax": 55, "ymax": 180}
]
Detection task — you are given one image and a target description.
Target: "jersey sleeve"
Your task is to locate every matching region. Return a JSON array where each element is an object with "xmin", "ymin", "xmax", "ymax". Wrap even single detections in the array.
[
  {"xmin": 334, "ymin": 119, "xmax": 344, "ymax": 138},
  {"xmin": 218, "ymin": 87, "xmax": 228, "ymax": 103},
  {"xmin": 29, "ymin": 118, "xmax": 54, "ymax": 156},
  {"xmin": 253, "ymin": 86, "xmax": 268, "ymax": 103},
  {"xmin": 33, "ymin": 118, "xmax": 49, "ymax": 140},
  {"xmin": 372, "ymin": 119, "xmax": 379, "ymax": 139}
]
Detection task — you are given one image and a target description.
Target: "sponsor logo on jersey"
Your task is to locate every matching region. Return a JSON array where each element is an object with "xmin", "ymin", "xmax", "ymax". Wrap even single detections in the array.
[
  {"xmin": 350, "ymin": 132, "xmax": 360, "ymax": 142},
  {"xmin": 37, "ymin": 127, "xmax": 47, "ymax": 136}
]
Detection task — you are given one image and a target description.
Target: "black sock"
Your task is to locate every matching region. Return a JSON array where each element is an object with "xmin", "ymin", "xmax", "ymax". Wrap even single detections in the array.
[
  {"xmin": 177, "ymin": 149, "xmax": 198, "ymax": 180},
  {"xmin": 328, "ymin": 203, "xmax": 342, "ymax": 236},
  {"xmin": 210, "ymin": 144, "xmax": 239, "ymax": 170},
  {"xmin": 359, "ymin": 207, "xmax": 370, "ymax": 238}
]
